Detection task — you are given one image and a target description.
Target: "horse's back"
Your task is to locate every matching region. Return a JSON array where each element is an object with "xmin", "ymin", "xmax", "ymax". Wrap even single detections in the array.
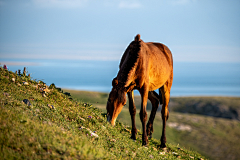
[
  {"xmin": 146, "ymin": 42, "xmax": 173, "ymax": 67},
  {"xmin": 145, "ymin": 42, "xmax": 173, "ymax": 91}
]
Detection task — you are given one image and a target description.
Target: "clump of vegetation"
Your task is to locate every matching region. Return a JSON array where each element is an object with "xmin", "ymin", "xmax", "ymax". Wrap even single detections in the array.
[{"xmin": 0, "ymin": 67, "xmax": 205, "ymax": 159}]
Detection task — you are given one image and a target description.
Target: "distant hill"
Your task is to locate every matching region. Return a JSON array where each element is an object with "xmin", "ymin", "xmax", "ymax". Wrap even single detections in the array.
[{"xmin": 169, "ymin": 97, "xmax": 240, "ymax": 121}]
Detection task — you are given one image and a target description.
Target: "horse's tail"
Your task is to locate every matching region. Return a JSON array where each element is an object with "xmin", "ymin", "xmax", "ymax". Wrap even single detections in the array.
[{"xmin": 163, "ymin": 45, "xmax": 173, "ymax": 67}]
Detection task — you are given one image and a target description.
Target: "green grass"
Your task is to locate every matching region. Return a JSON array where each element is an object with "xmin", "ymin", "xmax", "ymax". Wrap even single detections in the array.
[
  {"xmin": 0, "ymin": 68, "xmax": 205, "ymax": 159},
  {"xmin": 63, "ymin": 89, "xmax": 240, "ymax": 160}
]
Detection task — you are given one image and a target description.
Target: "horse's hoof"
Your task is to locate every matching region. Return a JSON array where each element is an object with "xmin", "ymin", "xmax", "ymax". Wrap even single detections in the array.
[
  {"xmin": 148, "ymin": 134, "xmax": 152, "ymax": 140},
  {"xmin": 142, "ymin": 140, "xmax": 149, "ymax": 146},
  {"xmin": 160, "ymin": 144, "xmax": 166, "ymax": 149},
  {"xmin": 142, "ymin": 143, "xmax": 148, "ymax": 147},
  {"xmin": 130, "ymin": 136, "xmax": 136, "ymax": 140}
]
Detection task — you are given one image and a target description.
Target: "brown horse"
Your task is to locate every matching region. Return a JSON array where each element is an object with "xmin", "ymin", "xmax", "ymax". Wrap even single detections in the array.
[{"xmin": 106, "ymin": 34, "xmax": 173, "ymax": 148}]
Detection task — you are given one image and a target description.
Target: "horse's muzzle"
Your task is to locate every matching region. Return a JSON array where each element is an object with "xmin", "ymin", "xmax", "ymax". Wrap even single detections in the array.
[
  {"xmin": 107, "ymin": 114, "xmax": 115, "ymax": 126},
  {"xmin": 107, "ymin": 114, "xmax": 111, "ymax": 122}
]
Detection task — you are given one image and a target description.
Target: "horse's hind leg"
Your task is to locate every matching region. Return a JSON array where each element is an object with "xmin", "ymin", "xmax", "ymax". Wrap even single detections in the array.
[
  {"xmin": 127, "ymin": 91, "xmax": 137, "ymax": 140},
  {"xmin": 146, "ymin": 91, "xmax": 160, "ymax": 139},
  {"xmin": 160, "ymin": 79, "xmax": 172, "ymax": 148}
]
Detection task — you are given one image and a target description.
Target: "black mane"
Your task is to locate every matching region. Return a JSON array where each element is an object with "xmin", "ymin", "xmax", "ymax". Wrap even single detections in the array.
[{"xmin": 118, "ymin": 40, "xmax": 141, "ymax": 86}]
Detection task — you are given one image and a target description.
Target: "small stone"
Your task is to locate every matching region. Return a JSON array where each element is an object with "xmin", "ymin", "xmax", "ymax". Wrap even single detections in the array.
[
  {"xmin": 43, "ymin": 87, "xmax": 50, "ymax": 93},
  {"xmin": 23, "ymin": 99, "xmax": 31, "ymax": 106},
  {"xmin": 78, "ymin": 126, "xmax": 85, "ymax": 130},
  {"xmin": 3, "ymin": 92, "xmax": 9, "ymax": 97},
  {"xmin": 42, "ymin": 92, "xmax": 46, "ymax": 97},
  {"xmin": 79, "ymin": 117, "xmax": 85, "ymax": 121},
  {"xmin": 149, "ymin": 155, "xmax": 154, "ymax": 159},
  {"xmin": 11, "ymin": 78, "xmax": 15, "ymax": 82},
  {"xmin": 23, "ymin": 82, "xmax": 29, "ymax": 85},
  {"xmin": 89, "ymin": 131, "xmax": 98, "ymax": 138},
  {"xmin": 152, "ymin": 147, "xmax": 157, "ymax": 151},
  {"xmin": 47, "ymin": 104, "xmax": 54, "ymax": 109},
  {"xmin": 32, "ymin": 85, "xmax": 37, "ymax": 89}
]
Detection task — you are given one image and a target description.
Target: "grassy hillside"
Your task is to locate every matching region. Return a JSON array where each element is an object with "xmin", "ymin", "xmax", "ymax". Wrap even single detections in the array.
[
  {"xmin": 0, "ymin": 68, "xmax": 205, "ymax": 159},
  {"xmin": 64, "ymin": 89, "xmax": 240, "ymax": 160}
]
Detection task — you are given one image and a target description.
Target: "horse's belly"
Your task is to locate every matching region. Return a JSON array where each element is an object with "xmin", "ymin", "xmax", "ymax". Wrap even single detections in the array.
[
  {"xmin": 148, "ymin": 64, "xmax": 171, "ymax": 91},
  {"xmin": 149, "ymin": 77, "xmax": 167, "ymax": 91}
]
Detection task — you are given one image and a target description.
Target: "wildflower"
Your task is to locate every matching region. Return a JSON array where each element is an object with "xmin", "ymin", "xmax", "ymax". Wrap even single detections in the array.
[{"xmin": 88, "ymin": 116, "xmax": 92, "ymax": 119}]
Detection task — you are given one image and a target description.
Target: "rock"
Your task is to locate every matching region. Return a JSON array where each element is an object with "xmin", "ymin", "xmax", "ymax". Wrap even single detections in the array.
[
  {"xmin": 152, "ymin": 147, "xmax": 157, "ymax": 151},
  {"xmin": 3, "ymin": 92, "xmax": 9, "ymax": 97},
  {"xmin": 23, "ymin": 99, "xmax": 31, "ymax": 106},
  {"xmin": 88, "ymin": 130, "xmax": 98, "ymax": 138},
  {"xmin": 23, "ymin": 82, "xmax": 29, "ymax": 85},
  {"xmin": 79, "ymin": 117, "xmax": 85, "ymax": 121},
  {"xmin": 42, "ymin": 92, "xmax": 46, "ymax": 97},
  {"xmin": 11, "ymin": 78, "xmax": 15, "ymax": 82},
  {"xmin": 47, "ymin": 104, "xmax": 55, "ymax": 109},
  {"xmin": 149, "ymin": 155, "xmax": 154, "ymax": 159},
  {"xmin": 79, "ymin": 126, "xmax": 99, "ymax": 138},
  {"xmin": 31, "ymin": 84, "xmax": 38, "ymax": 89}
]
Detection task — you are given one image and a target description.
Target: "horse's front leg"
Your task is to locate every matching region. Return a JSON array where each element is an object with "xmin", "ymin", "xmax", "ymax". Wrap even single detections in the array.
[
  {"xmin": 127, "ymin": 91, "xmax": 137, "ymax": 140},
  {"xmin": 139, "ymin": 85, "xmax": 149, "ymax": 146}
]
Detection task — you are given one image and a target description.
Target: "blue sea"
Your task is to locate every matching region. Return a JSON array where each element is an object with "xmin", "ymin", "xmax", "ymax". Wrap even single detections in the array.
[{"xmin": 2, "ymin": 59, "xmax": 240, "ymax": 97}]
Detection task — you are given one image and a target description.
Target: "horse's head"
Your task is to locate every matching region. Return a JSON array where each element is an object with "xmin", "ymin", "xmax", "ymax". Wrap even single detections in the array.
[{"xmin": 106, "ymin": 78, "xmax": 127, "ymax": 126}]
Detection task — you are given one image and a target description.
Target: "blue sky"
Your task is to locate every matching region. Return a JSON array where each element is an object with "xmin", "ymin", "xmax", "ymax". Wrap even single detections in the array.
[{"xmin": 0, "ymin": 0, "xmax": 240, "ymax": 63}]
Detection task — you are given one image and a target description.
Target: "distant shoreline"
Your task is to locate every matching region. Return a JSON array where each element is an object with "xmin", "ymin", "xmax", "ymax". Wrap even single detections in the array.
[{"xmin": 62, "ymin": 88, "xmax": 240, "ymax": 98}]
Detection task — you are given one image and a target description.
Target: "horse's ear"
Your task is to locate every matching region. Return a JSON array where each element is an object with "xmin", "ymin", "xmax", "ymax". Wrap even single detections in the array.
[
  {"xmin": 135, "ymin": 34, "xmax": 141, "ymax": 42},
  {"xmin": 112, "ymin": 78, "xmax": 118, "ymax": 87}
]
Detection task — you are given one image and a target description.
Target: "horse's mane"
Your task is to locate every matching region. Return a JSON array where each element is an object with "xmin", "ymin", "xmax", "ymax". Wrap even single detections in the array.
[{"xmin": 118, "ymin": 34, "xmax": 141, "ymax": 86}]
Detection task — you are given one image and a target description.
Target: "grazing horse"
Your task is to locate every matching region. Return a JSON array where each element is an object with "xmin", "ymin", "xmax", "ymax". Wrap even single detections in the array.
[{"xmin": 106, "ymin": 34, "xmax": 173, "ymax": 148}]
